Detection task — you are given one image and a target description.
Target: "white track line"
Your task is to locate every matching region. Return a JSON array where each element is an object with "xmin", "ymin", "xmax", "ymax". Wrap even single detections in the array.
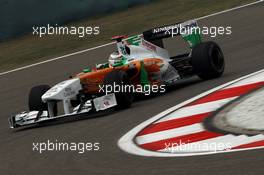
[
  {"xmin": 195, "ymin": 0, "xmax": 263, "ymax": 21},
  {"xmin": 0, "ymin": 42, "xmax": 114, "ymax": 76},
  {"xmin": 0, "ymin": 0, "xmax": 263, "ymax": 76},
  {"xmin": 224, "ymin": 71, "xmax": 264, "ymax": 89}
]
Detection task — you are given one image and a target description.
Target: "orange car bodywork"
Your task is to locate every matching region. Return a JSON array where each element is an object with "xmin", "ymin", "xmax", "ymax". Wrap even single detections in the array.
[{"xmin": 77, "ymin": 58, "xmax": 165, "ymax": 94}]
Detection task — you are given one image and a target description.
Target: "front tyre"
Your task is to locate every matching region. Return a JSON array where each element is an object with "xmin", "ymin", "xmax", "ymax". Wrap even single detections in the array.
[
  {"xmin": 191, "ymin": 41, "xmax": 225, "ymax": 80},
  {"xmin": 28, "ymin": 85, "xmax": 57, "ymax": 115}
]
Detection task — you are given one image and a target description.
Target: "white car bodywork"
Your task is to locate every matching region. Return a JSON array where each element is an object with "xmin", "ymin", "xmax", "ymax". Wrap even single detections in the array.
[
  {"xmin": 9, "ymin": 28, "xmax": 182, "ymax": 129},
  {"xmin": 117, "ymin": 35, "xmax": 170, "ymax": 61},
  {"xmin": 42, "ymin": 78, "xmax": 82, "ymax": 102}
]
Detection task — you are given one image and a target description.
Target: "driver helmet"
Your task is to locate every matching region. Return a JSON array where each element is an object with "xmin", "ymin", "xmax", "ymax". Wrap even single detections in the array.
[{"xmin": 108, "ymin": 51, "xmax": 125, "ymax": 67}]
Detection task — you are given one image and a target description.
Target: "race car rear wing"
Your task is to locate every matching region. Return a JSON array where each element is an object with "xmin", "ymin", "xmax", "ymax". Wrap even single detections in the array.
[{"xmin": 143, "ymin": 20, "xmax": 201, "ymax": 48}]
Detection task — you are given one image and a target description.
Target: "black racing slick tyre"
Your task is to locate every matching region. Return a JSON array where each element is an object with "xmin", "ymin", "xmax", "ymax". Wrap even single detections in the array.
[
  {"xmin": 103, "ymin": 70, "xmax": 133, "ymax": 109},
  {"xmin": 191, "ymin": 41, "xmax": 225, "ymax": 80},
  {"xmin": 28, "ymin": 85, "xmax": 57, "ymax": 115}
]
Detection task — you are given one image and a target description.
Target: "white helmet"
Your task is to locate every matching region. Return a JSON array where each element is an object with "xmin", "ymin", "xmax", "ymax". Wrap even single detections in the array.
[{"xmin": 108, "ymin": 51, "xmax": 124, "ymax": 67}]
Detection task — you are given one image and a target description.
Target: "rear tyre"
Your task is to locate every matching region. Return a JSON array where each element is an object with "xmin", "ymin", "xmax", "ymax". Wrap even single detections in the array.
[
  {"xmin": 28, "ymin": 85, "xmax": 57, "ymax": 115},
  {"xmin": 103, "ymin": 70, "xmax": 133, "ymax": 109},
  {"xmin": 191, "ymin": 41, "xmax": 225, "ymax": 80}
]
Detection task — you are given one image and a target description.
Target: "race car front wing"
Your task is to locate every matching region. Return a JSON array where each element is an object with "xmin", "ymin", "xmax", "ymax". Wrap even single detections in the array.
[{"xmin": 9, "ymin": 93, "xmax": 117, "ymax": 128}]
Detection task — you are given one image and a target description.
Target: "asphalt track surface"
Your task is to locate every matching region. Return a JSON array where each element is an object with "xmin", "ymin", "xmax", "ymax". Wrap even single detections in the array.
[{"xmin": 0, "ymin": 3, "xmax": 264, "ymax": 175}]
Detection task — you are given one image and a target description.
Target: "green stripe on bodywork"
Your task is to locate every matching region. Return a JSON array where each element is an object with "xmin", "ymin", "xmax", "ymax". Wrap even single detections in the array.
[
  {"xmin": 83, "ymin": 68, "xmax": 91, "ymax": 73},
  {"xmin": 140, "ymin": 61, "xmax": 149, "ymax": 89},
  {"xmin": 126, "ymin": 35, "xmax": 141, "ymax": 46},
  {"xmin": 181, "ymin": 28, "xmax": 202, "ymax": 48}
]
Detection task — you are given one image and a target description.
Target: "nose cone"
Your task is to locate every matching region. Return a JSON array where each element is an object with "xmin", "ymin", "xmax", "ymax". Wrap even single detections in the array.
[{"xmin": 42, "ymin": 78, "xmax": 82, "ymax": 102}]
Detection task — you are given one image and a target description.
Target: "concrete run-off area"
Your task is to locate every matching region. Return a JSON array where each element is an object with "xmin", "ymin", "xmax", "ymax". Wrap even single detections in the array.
[{"xmin": 214, "ymin": 87, "xmax": 264, "ymax": 135}]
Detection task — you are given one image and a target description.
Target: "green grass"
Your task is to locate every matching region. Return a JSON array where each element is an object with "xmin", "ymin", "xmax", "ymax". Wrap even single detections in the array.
[{"xmin": 0, "ymin": 0, "xmax": 255, "ymax": 72}]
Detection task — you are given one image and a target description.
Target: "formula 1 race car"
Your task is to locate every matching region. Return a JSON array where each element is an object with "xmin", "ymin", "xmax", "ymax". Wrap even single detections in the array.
[{"xmin": 9, "ymin": 20, "xmax": 225, "ymax": 128}]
